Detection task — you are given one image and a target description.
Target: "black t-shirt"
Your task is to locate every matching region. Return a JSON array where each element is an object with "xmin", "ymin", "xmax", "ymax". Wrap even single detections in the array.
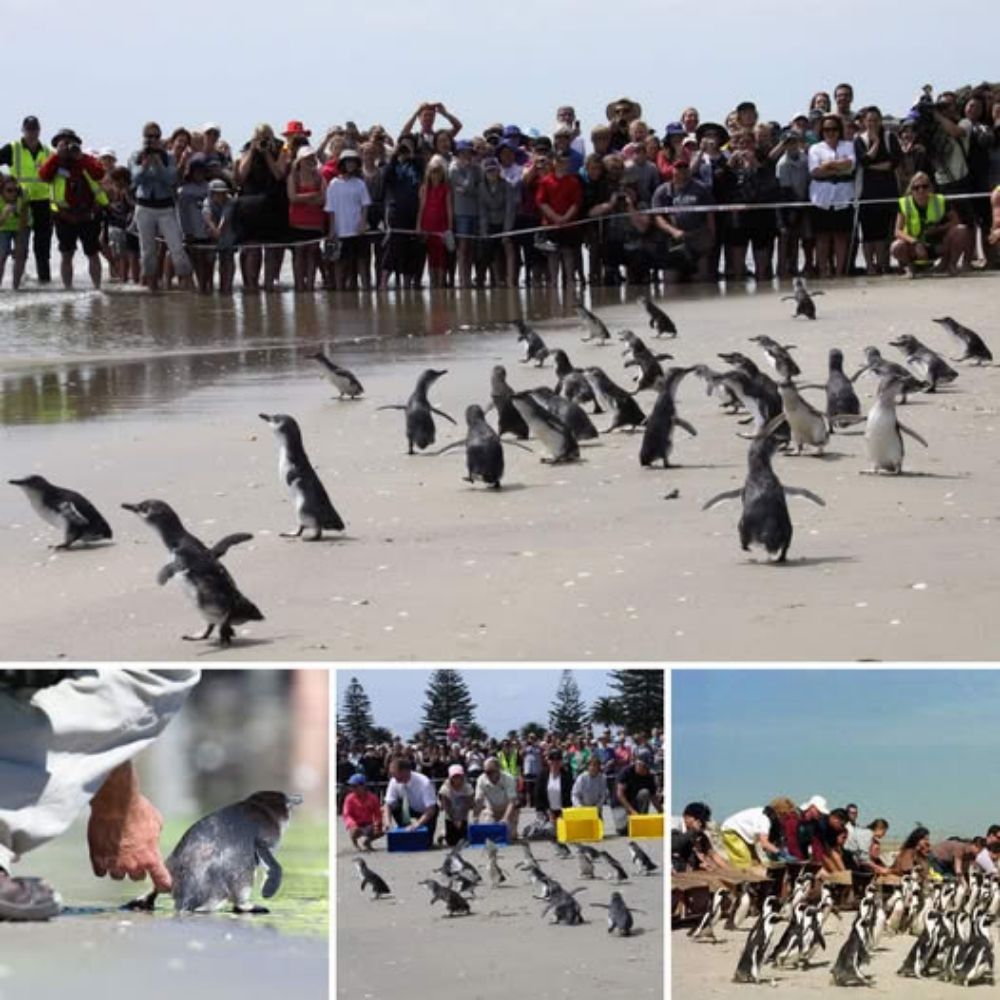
[
  {"xmin": 652, "ymin": 179, "xmax": 714, "ymax": 232},
  {"xmin": 616, "ymin": 764, "xmax": 657, "ymax": 805}
]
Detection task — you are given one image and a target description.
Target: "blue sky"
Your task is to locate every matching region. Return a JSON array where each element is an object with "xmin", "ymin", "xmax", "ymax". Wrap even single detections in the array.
[
  {"xmin": 336, "ymin": 668, "xmax": 627, "ymax": 738},
  {"xmin": 13, "ymin": 2, "xmax": 995, "ymax": 159},
  {"xmin": 673, "ymin": 669, "xmax": 1000, "ymax": 838}
]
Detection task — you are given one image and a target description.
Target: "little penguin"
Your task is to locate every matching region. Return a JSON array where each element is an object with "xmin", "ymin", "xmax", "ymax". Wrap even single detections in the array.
[
  {"xmin": 932, "ymin": 316, "xmax": 992, "ymax": 365},
  {"xmin": 528, "ymin": 386, "xmax": 599, "ymax": 441},
  {"xmin": 576, "ymin": 302, "xmax": 611, "ymax": 344},
  {"xmin": 749, "ymin": 334, "xmax": 800, "ymax": 381},
  {"xmin": 591, "ymin": 890, "xmax": 643, "ymax": 935},
  {"xmin": 780, "ymin": 277, "xmax": 823, "ymax": 319},
  {"xmin": 510, "ymin": 392, "xmax": 580, "ymax": 463},
  {"xmin": 574, "ymin": 844, "xmax": 595, "ymax": 879},
  {"xmin": 490, "ymin": 365, "xmax": 530, "ymax": 439},
  {"xmin": 584, "ymin": 367, "xmax": 646, "ymax": 432},
  {"xmin": 308, "ymin": 350, "xmax": 364, "ymax": 398},
  {"xmin": 889, "ymin": 334, "xmax": 959, "ymax": 392},
  {"xmin": 435, "ymin": 404, "xmax": 529, "ymax": 488},
  {"xmin": 598, "ymin": 849, "xmax": 629, "ymax": 883},
  {"xmin": 377, "ymin": 369, "xmax": 456, "ymax": 453},
  {"xmin": 515, "ymin": 319, "xmax": 549, "ymax": 366},
  {"xmin": 541, "ymin": 886, "xmax": 587, "ymax": 925},
  {"xmin": 624, "ymin": 338, "xmax": 673, "ymax": 393},
  {"xmin": 354, "ymin": 857, "xmax": 391, "ymax": 899},
  {"xmin": 855, "ymin": 346, "xmax": 927, "ymax": 401},
  {"xmin": 10, "ymin": 474, "xmax": 112, "ymax": 550},
  {"xmin": 259, "ymin": 413, "xmax": 345, "ymax": 538},
  {"xmin": 639, "ymin": 367, "xmax": 696, "ymax": 468},
  {"xmin": 862, "ymin": 374, "xmax": 928, "ymax": 475},
  {"xmin": 637, "ymin": 295, "xmax": 678, "ymax": 337},
  {"xmin": 126, "ymin": 791, "xmax": 301, "ymax": 913},
  {"xmin": 551, "ymin": 348, "xmax": 600, "ymax": 412},
  {"xmin": 818, "ymin": 348, "xmax": 861, "ymax": 419},
  {"xmin": 418, "ymin": 878, "xmax": 472, "ymax": 916},
  {"xmin": 627, "ymin": 841, "xmax": 658, "ymax": 875},
  {"xmin": 122, "ymin": 499, "xmax": 262, "ymax": 646}
]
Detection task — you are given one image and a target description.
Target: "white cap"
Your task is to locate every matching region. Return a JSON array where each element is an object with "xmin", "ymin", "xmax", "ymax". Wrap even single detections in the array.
[
  {"xmin": 447, "ymin": 764, "xmax": 465, "ymax": 778},
  {"xmin": 201, "ymin": 122, "xmax": 221, "ymax": 134},
  {"xmin": 295, "ymin": 145, "xmax": 317, "ymax": 162},
  {"xmin": 98, "ymin": 147, "xmax": 116, "ymax": 159},
  {"xmin": 800, "ymin": 795, "xmax": 829, "ymax": 814}
]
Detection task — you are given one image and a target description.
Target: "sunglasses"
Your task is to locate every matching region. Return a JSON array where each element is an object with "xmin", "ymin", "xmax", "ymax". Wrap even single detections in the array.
[{"xmin": 912, "ymin": 184, "xmax": 930, "ymax": 190}]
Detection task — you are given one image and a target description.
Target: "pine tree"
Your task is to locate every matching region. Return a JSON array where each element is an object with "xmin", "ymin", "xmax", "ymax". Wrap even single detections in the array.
[
  {"xmin": 609, "ymin": 669, "xmax": 664, "ymax": 734},
  {"xmin": 520, "ymin": 721, "xmax": 546, "ymax": 739},
  {"xmin": 548, "ymin": 670, "xmax": 589, "ymax": 735},
  {"xmin": 421, "ymin": 669, "xmax": 477, "ymax": 741},
  {"xmin": 590, "ymin": 695, "xmax": 626, "ymax": 728},
  {"xmin": 340, "ymin": 676, "xmax": 374, "ymax": 744}
]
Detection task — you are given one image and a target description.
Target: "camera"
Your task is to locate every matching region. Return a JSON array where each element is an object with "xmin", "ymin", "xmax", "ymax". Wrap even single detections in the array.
[{"xmin": 67, "ymin": 142, "xmax": 81, "ymax": 156}]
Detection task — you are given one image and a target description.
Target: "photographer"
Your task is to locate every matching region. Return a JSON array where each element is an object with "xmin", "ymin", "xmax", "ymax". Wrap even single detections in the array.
[
  {"xmin": 890, "ymin": 171, "xmax": 971, "ymax": 277},
  {"xmin": 37, "ymin": 129, "xmax": 107, "ymax": 289},
  {"xmin": 926, "ymin": 91, "xmax": 974, "ymax": 220},
  {"xmin": 651, "ymin": 159, "xmax": 716, "ymax": 282},
  {"xmin": 128, "ymin": 122, "xmax": 192, "ymax": 292},
  {"xmin": 400, "ymin": 102, "xmax": 463, "ymax": 155}
]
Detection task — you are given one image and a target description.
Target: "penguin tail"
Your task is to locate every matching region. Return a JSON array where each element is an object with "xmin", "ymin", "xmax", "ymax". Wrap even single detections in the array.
[
  {"xmin": 237, "ymin": 598, "xmax": 265, "ymax": 622},
  {"xmin": 323, "ymin": 510, "xmax": 346, "ymax": 531}
]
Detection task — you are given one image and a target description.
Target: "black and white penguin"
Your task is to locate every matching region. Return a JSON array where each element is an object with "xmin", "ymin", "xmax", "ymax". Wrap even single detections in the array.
[
  {"xmin": 749, "ymin": 335, "xmax": 801, "ymax": 381},
  {"xmin": 435, "ymin": 404, "xmax": 524, "ymax": 488},
  {"xmin": 773, "ymin": 381, "xmax": 831, "ymax": 455},
  {"xmin": 551, "ymin": 348, "xmax": 600, "ymax": 411},
  {"xmin": 691, "ymin": 364, "xmax": 742, "ymax": 413},
  {"xmin": 624, "ymin": 337, "xmax": 673, "ymax": 393},
  {"xmin": 598, "ymin": 849, "xmax": 630, "ymax": 884},
  {"xmin": 733, "ymin": 906, "xmax": 784, "ymax": 983},
  {"xmin": 542, "ymin": 886, "xmax": 586, "ymax": 925},
  {"xmin": 353, "ymin": 857, "xmax": 391, "ymax": 899},
  {"xmin": 716, "ymin": 352, "xmax": 783, "ymax": 434},
  {"xmin": 489, "ymin": 365, "xmax": 530, "ymax": 439},
  {"xmin": 898, "ymin": 908, "xmax": 942, "ymax": 978},
  {"xmin": 418, "ymin": 878, "xmax": 472, "ymax": 916},
  {"xmin": 639, "ymin": 368, "xmax": 696, "ymax": 468},
  {"xmin": 126, "ymin": 791, "xmax": 300, "ymax": 913},
  {"xmin": 831, "ymin": 910, "xmax": 875, "ymax": 986},
  {"xmin": 515, "ymin": 319, "xmax": 549, "ymax": 366},
  {"xmin": 689, "ymin": 886, "xmax": 729, "ymax": 941},
  {"xmin": 954, "ymin": 912, "xmax": 994, "ymax": 985},
  {"xmin": 822, "ymin": 348, "xmax": 861, "ymax": 419},
  {"xmin": 10, "ymin": 475, "xmax": 112, "ymax": 550},
  {"xmin": 781, "ymin": 277, "xmax": 823, "ymax": 319},
  {"xmin": 724, "ymin": 881, "xmax": 752, "ymax": 931},
  {"xmin": 889, "ymin": 333, "xmax": 959, "ymax": 392},
  {"xmin": 576, "ymin": 302, "xmax": 612, "ymax": 344},
  {"xmin": 378, "ymin": 369, "xmax": 456, "ymax": 453},
  {"xmin": 308, "ymin": 350, "xmax": 364, "ymax": 398},
  {"xmin": 626, "ymin": 841, "xmax": 658, "ymax": 876},
  {"xmin": 855, "ymin": 346, "xmax": 928, "ymax": 402},
  {"xmin": 122, "ymin": 499, "xmax": 262, "ymax": 646},
  {"xmin": 259, "ymin": 413, "xmax": 345, "ymax": 538},
  {"xmin": 590, "ymin": 890, "xmax": 642, "ymax": 935},
  {"xmin": 637, "ymin": 295, "xmax": 678, "ymax": 337},
  {"xmin": 863, "ymin": 374, "xmax": 929, "ymax": 474},
  {"xmin": 528, "ymin": 386, "xmax": 599, "ymax": 441},
  {"xmin": 932, "ymin": 316, "xmax": 993, "ymax": 365},
  {"xmin": 769, "ymin": 900, "xmax": 809, "ymax": 967},
  {"xmin": 702, "ymin": 416, "xmax": 825, "ymax": 562},
  {"xmin": 575, "ymin": 844, "xmax": 596, "ymax": 879},
  {"xmin": 584, "ymin": 367, "xmax": 646, "ymax": 432},
  {"xmin": 510, "ymin": 392, "xmax": 580, "ymax": 463}
]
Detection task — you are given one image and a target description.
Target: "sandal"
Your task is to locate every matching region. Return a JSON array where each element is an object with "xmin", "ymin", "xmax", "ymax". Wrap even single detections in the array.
[{"xmin": 0, "ymin": 869, "xmax": 62, "ymax": 921}]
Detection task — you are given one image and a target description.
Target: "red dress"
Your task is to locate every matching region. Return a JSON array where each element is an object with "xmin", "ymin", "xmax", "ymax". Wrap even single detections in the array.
[{"xmin": 420, "ymin": 181, "xmax": 450, "ymax": 267}]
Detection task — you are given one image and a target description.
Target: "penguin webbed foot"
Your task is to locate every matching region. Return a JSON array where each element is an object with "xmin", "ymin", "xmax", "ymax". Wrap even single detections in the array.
[
  {"xmin": 280, "ymin": 526, "xmax": 305, "ymax": 538},
  {"xmin": 182, "ymin": 624, "xmax": 215, "ymax": 642},
  {"xmin": 123, "ymin": 890, "xmax": 159, "ymax": 912},
  {"xmin": 219, "ymin": 623, "xmax": 235, "ymax": 646},
  {"xmin": 233, "ymin": 903, "xmax": 270, "ymax": 915}
]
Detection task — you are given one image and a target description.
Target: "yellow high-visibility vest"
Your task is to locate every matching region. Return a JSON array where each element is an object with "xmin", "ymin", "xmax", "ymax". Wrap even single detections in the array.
[
  {"xmin": 898, "ymin": 193, "xmax": 945, "ymax": 240},
  {"xmin": 51, "ymin": 168, "xmax": 109, "ymax": 214},
  {"xmin": 11, "ymin": 141, "xmax": 51, "ymax": 202}
]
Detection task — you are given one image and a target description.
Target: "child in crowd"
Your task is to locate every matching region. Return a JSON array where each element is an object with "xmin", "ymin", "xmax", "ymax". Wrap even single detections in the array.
[
  {"xmin": 201, "ymin": 179, "xmax": 235, "ymax": 294},
  {"xmin": 0, "ymin": 176, "xmax": 29, "ymax": 289}
]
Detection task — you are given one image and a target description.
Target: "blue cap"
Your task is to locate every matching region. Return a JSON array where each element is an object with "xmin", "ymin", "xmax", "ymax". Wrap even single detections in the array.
[
  {"xmin": 455, "ymin": 139, "xmax": 472, "ymax": 152},
  {"xmin": 503, "ymin": 124, "xmax": 521, "ymax": 138},
  {"xmin": 665, "ymin": 122, "xmax": 686, "ymax": 136},
  {"xmin": 348, "ymin": 773, "xmax": 366, "ymax": 786}
]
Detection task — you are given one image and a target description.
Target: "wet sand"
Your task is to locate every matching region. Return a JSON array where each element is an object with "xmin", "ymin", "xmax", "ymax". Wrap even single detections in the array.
[
  {"xmin": 336, "ymin": 823, "xmax": 663, "ymax": 1000},
  {"xmin": 1, "ymin": 275, "xmax": 998, "ymax": 661}
]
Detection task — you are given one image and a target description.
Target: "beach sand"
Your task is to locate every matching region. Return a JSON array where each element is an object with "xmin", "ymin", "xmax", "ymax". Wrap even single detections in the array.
[
  {"xmin": 2, "ymin": 274, "xmax": 998, "ymax": 660},
  {"xmin": 672, "ymin": 912, "xmax": 986, "ymax": 998},
  {"xmin": 336, "ymin": 824, "xmax": 663, "ymax": 1000}
]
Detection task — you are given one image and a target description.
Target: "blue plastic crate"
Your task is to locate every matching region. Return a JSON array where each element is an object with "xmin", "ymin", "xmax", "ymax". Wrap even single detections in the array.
[
  {"xmin": 387, "ymin": 825, "xmax": 432, "ymax": 852},
  {"xmin": 467, "ymin": 823, "xmax": 509, "ymax": 847}
]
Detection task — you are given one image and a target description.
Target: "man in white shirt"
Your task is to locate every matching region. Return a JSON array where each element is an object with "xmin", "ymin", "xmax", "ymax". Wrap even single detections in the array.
[
  {"xmin": 474, "ymin": 756, "xmax": 519, "ymax": 842},
  {"xmin": 383, "ymin": 757, "xmax": 439, "ymax": 838}
]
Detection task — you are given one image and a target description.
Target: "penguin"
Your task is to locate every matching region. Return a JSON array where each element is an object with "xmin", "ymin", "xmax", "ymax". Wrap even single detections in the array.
[
  {"xmin": 353, "ymin": 857, "xmax": 392, "ymax": 899},
  {"xmin": 816, "ymin": 348, "xmax": 861, "ymax": 420},
  {"xmin": 724, "ymin": 881, "xmax": 752, "ymax": 931},
  {"xmin": 733, "ymin": 908, "xmax": 784, "ymax": 983},
  {"xmin": 377, "ymin": 369, "xmax": 456, "ymax": 454},
  {"xmin": 954, "ymin": 913, "xmax": 994, "ymax": 985},
  {"xmin": 691, "ymin": 364, "xmax": 742, "ymax": 413},
  {"xmin": 639, "ymin": 368, "xmax": 696, "ymax": 468},
  {"xmin": 627, "ymin": 841, "xmax": 658, "ymax": 876},
  {"xmin": 798, "ymin": 905, "xmax": 828, "ymax": 968},
  {"xmin": 773, "ymin": 381, "xmax": 831, "ymax": 455},
  {"xmin": 551, "ymin": 349, "xmax": 601, "ymax": 412},
  {"xmin": 575, "ymin": 844, "xmax": 595, "ymax": 879},
  {"xmin": 831, "ymin": 912, "xmax": 875, "ymax": 986},
  {"xmin": 898, "ymin": 909, "xmax": 942, "ymax": 978},
  {"xmin": 515, "ymin": 319, "xmax": 550, "ymax": 366},
  {"xmin": 689, "ymin": 886, "xmax": 729, "ymax": 941},
  {"xmin": 862, "ymin": 374, "xmax": 929, "ymax": 474},
  {"xmin": 749, "ymin": 335, "xmax": 801, "ymax": 381},
  {"xmin": 485, "ymin": 843, "xmax": 508, "ymax": 888},
  {"xmin": 598, "ymin": 849, "xmax": 629, "ymax": 884},
  {"xmin": 716, "ymin": 352, "xmax": 783, "ymax": 434},
  {"xmin": 259, "ymin": 413, "xmax": 345, "ymax": 538},
  {"xmin": 308, "ymin": 351, "xmax": 364, "ymax": 398},
  {"xmin": 590, "ymin": 891, "xmax": 643, "ymax": 936},
  {"xmin": 520, "ymin": 841, "xmax": 539, "ymax": 865},
  {"xmin": 637, "ymin": 295, "xmax": 678, "ymax": 337},
  {"xmin": 551, "ymin": 841, "xmax": 571, "ymax": 860},
  {"xmin": 10, "ymin": 475, "xmax": 112, "ymax": 550},
  {"xmin": 122, "ymin": 499, "xmax": 263, "ymax": 646},
  {"xmin": 517, "ymin": 860, "xmax": 557, "ymax": 899},
  {"xmin": 624, "ymin": 338, "xmax": 673, "ymax": 393},
  {"xmin": 528, "ymin": 386, "xmax": 599, "ymax": 441},
  {"xmin": 438, "ymin": 845, "xmax": 481, "ymax": 884},
  {"xmin": 510, "ymin": 392, "xmax": 580, "ymax": 463},
  {"xmin": 855, "ymin": 346, "xmax": 928, "ymax": 402},
  {"xmin": 889, "ymin": 334, "xmax": 959, "ymax": 392},
  {"xmin": 448, "ymin": 872, "xmax": 479, "ymax": 897},
  {"xmin": 418, "ymin": 878, "xmax": 472, "ymax": 916},
  {"xmin": 489, "ymin": 365, "xmax": 530, "ymax": 439},
  {"xmin": 541, "ymin": 886, "xmax": 587, "ymax": 925},
  {"xmin": 932, "ymin": 316, "xmax": 993, "ymax": 365},
  {"xmin": 780, "ymin": 277, "xmax": 823, "ymax": 319},
  {"xmin": 702, "ymin": 416, "xmax": 825, "ymax": 563},
  {"xmin": 769, "ymin": 901, "xmax": 809, "ymax": 967},
  {"xmin": 576, "ymin": 302, "xmax": 611, "ymax": 344},
  {"xmin": 583, "ymin": 367, "xmax": 646, "ymax": 432},
  {"xmin": 126, "ymin": 791, "xmax": 300, "ymax": 914},
  {"xmin": 434, "ymin": 404, "xmax": 525, "ymax": 488}
]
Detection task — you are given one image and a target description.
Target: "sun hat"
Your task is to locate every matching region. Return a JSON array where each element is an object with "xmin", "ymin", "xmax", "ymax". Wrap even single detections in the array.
[
  {"xmin": 664, "ymin": 122, "xmax": 686, "ymax": 136},
  {"xmin": 800, "ymin": 795, "xmax": 829, "ymax": 814},
  {"xmin": 447, "ymin": 764, "xmax": 465, "ymax": 778},
  {"xmin": 282, "ymin": 119, "xmax": 311, "ymax": 138},
  {"xmin": 606, "ymin": 97, "xmax": 642, "ymax": 121},
  {"xmin": 695, "ymin": 122, "xmax": 729, "ymax": 145},
  {"xmin": 207, "ymin": 179, "xmax": 230, "ymax": 193},
  {"xmin": 296, "ymin": 145, "xmax": 317, "ymax": 162}
]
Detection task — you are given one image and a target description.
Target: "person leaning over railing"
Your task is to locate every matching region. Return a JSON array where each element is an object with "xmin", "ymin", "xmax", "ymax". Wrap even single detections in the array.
[{"xmin": 891, "ymin": 171, "xmax": 971, "ymax": 277}]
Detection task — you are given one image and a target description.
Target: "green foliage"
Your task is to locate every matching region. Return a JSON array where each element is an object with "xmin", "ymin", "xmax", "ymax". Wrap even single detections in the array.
[
  {"xmin": 421, "ymin": 669, "xmax": 478, "ymax": 741},
  {"xmin": 340, "ymin": 676, "xmax": 374, "ymax": 744},
  {"xmin": 548, "ymin": 670, "xmax": 588, "ymax": 736},
  {"xmin": 609, "ymin": 669, "xmax": 664, "ymax": 734}
]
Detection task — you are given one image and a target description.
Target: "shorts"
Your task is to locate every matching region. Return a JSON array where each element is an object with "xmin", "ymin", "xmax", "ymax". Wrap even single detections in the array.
[
  {"xmin": 0, "ymin": 230, "xmax": 25, "ymax": 256},
  {"xmin": 55, "ymin": 216, "xmax": 101, "ymax": 256},
  {"xmin": 454, "ymin": 214, "xmax": 478, "ymax": 237},
  {"xmin": 287, "ymin": 227, "xmax": 323, "ymax": 246},
  {"xmin": 812, "ymin": 205, "xmax": 854, "ymax": 235},
  {"xmin": 722, "ymin": 829, "xmax": 754, "ymax": 868}
]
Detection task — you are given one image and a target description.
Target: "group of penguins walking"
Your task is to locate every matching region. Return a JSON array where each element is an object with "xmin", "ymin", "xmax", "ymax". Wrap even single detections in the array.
[
  {"xmin": 691, "ymin": 869, "xmax": 995, "ymax": 988},
  {"xmin": 7, "ymin": 287, "xmax": 993, "ymax": 645},
  {"xmin": 353, "ymin": 837, "xmax": 658, "ymax": 934}
]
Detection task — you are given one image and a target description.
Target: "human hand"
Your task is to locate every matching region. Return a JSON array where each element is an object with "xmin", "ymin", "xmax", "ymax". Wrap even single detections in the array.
[
  {"xmin": 88, "ymin": 790, "xmax": 171, "ymax": 890},
  {"xmin": 988, "ymin": 228, "xmax": 1000, "ymax": 246}
]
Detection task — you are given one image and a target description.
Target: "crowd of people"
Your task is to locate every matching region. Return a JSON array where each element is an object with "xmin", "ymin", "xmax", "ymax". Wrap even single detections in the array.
[
  {"xmin": 672, "ymin": 796, "xmax": 1000, "ymax": 883},
  {"xmin": 337, "ymin": 724, "xmax": 664, "ymax": 849},
  {"xmin": 2, "ymin": 83, "xmax": 999, "ymax": 293}
]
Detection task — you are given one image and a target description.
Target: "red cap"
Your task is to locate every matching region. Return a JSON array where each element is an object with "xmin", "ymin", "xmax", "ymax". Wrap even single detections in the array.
[{"xmin": 282, "ymin": 120, "xmax": 311, "ymax": 138}]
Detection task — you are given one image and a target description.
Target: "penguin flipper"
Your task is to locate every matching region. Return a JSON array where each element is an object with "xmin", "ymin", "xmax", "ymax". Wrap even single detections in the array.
[
  {"xmin": 899, "ymin": 423, "xmax": 929, "ymax": 448},
  {"xmin": 210, "ymin": 532, "xmax": 254, "ymax": 558},
  {"xmin": 58, "ymin": 501, "xmax": 89, "ymax": 527},
  {"xmin": 505, "ymin": 440, "xmax": 534, "ymax": 454},
  {"xmin": 675, "ymin": 417, "xmax": 698, "ymax": 437},
  {"xmin": 702, "ymin": 489, "xmax": 743, "ymax": 511},
  {"xmin": 156, "ymin": 561, "xmax": 180, "ymax": 586},
  {"xmin": 431, "ymin": 407, "xmax": 457, "ymax": 425},
  {"xmin": 430, "ymin": 440, "xmax": 466, "ymax": 456},
  {"xmin": 784, "ymin": 487, "xmax": 826, "ymax": 506},
  {"xmin": 257, "ymin": 843, "xmax": 283, "ymax": 898},
  {"xmin": 376, "ymin": 404, "xmax": 407, "ymax": 411}
]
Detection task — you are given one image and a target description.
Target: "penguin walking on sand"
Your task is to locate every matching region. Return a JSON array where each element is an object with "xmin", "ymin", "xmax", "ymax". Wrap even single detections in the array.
[
  {"xmin": 702, "ymin": 416, "xmax": 825, "ymax": 563},
  {"xmin": 434, "ymin": 404, "xmax": 530, "ymax": 488},
  {"xmin": 689, "ymin": 887, "xmax": 729, "ymax": 942},
  {"xmin": 484, "ymin": 840, "xmax": 508, "ymax": 887},
  {"xmin": 551, "ymin": 842, "xmax": 571, "ymax": 860},
  {"xmin": 932, "ymin": 316, "xmax": 993, "ymax": 365},
  {"xmin": 126, "ymin": 792, "xmax": 300, "ymax": 913},
  {"xmin": 854, "ymin": 346, "xmax": 927, "ymax": 401},
  {"xmin": 733, "ymin": 904, "xmax": 784, "ymax": 983},
  {"xmin": 510, "ymin": 392, "xmax": 580, "ymax": 463},
  {"xmin": 725, "ymin": 882, "xmax": 752, "ymax": 930},
  {"xmin": 781, "ymin": 277, "xmax": 823, "ymax": 319},
  {"xmin": 862, "ymin": 374, "xmax": 929, "ymax": 474},
  {"xmin": 489, "ymin": 365, "xmax": 530, "ymax": 439},
  {"xmin": 639, "ymin": 368, "xmax": 696, "ymax": 468},
  {"xmin": 831, "ymin": 910, "xmax": 876, "ymax": 986},
  {"xmin": 10, "ymin": 475, "xmax": 113, "ymax": 550},
  {"xmin": 377, "ymin": 369, "xmax": 456, "ymax": 454},
  {"xmin": 638, "ymin": 294, "xmax": 678, "ymax": 337},
  {"xmin": 898, "ymin": 909, "xmax": 943, "ymax": 978},
  {"xmin": 541, "ymin": 886, "xmax": 587, "ymax": 925},
  {"xmin": 528, "ymin": 386, "xmax": 599, "ymax": 441},
  {"xmin": 889, "ymin": 334, "xmax": 959, "ymax": 392},
  {"xmin": 552, "ymin": 349, "xmax": 601, "ymax": 412},
  {"xmin": 627, "ymin": 841, "xmax": 658, "ymax": 876},
  {"xmin": 598, "ymin": 850, "xmax": 630, "ymax": 884},
  {"xmin": 591, "ymin": 891, "xmax": 643, "ymax": 936},
  {"xmin": 749, "ymin": 335, "xmax": 800, "ymax": 381},
  {"xmin": 515, "ymin": 319, "xmax": 550, "ymax": 366},
  {"xmin": 808, "ymin": 348, "xmax": 861, "ymax": 420},
  {"xmin": 716, "ymin": 352, "xmax": 783, "ymax": 434},
  {"xmin": 769, "ymin": 901, "xmax": 809, "ymax": 967},
  {"xmin": 772, "ymin": 381, "xmax": 831, "ymax": 455},
  {"xmin": 584, "ymin": 367, "xmax": 646, "ymax": 432},
  {"xmin": 954, "ymin": 913, "xmax": 994, "ymax": 985},
  {"xmin": 576, "ymin": 302, "xmax": 611, "ymax": 344},
  {"xmin": 308, "ymin": 351, "xmax": 364, "ymax": 398},
  {"xmin": 418, "ymin": 878, "xmax": 472, "ymax": 916},
  {"xmin": 259, "ymin": 413, "xmax": 345, "ymax": 538},
  {"xmin": 575, "ymin": 844, "xmax": 596, "ymax": 879},
  {"xmin": 691, "ymin": 364, "xmax": 743, "ymax": 414},
  {"xmin": 354, "ymin": 857, "xmax": 392, "ymax": 899},
  {"xmin": 624, "ymin": 338, "xmax": 673, "ymax": 394},
  {"xmin": 122, "ymin": 499, "xmax": 262, "ymax": 646}
]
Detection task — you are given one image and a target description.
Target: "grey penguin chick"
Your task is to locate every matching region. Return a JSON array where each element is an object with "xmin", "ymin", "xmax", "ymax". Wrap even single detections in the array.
[
  {"xmin": 377, "ymin": 369, "xmax": 456, "ymax": 453},
  {"xmin": 591, "ymin": 890, "xmax": 644, "ymax": 935},
  {"xmin": 510, "ymin": 392, "xmax": 580, "ymax": 463},
  {"xmin": 309, "ymin": 350, "xmax": 364, "ymax": 398},
  {"xmin": 576, "ymin": 302, "xmax": 612, "ymax": 344},
  {"xmin": 418, "ymin": 878, "xmax": 472, "ymax": 916},
  {"xmin": 639, "ymin": 368, "xmax": 696, "ymax": 468},
  {"xmin": 932, "ymin": 316, "xmax": 992, "ymax": 365},
  {"xmin": 863, "ymin": 374, "xmax": 928, "ymax": 475},
  {"xmin": 10, "ymin": 474, "xmax": 113, "ymax": 550},
  {"xmin": 627, "ymin": 841, "xmax": 658, "ymax": 875},
  {"xmin": 126, "ymin": 791, "xmax": 301, "ymax": 913},
  {"xmin": 780, "ymin": 277, "xmax": 823, "ymax": 319},
  {"xmin": 515, "ymin": 319, "xmax": 549, "ymax": 366},
  {"xmin": 354, "ymin": 857, "xmax": 391, "ymax": 899},
  {"xmin": 638, "ymin": 295, "xmax": 678, "ymax": 337},
  {"xmin": 434, "ymin": 404, "xmax": 530, "ymax": 488},
  {"xmin": 889, "ymin": 333, "xmax": 959, "ymax": 392},
  {"xmin": 490, "ymin": 365, "xmax": 530, "ymax": 439}
]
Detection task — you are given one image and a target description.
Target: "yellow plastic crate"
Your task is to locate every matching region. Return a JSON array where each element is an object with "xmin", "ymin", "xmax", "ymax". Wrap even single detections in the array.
[
  {"xmin": 557, "ymin": 815, "xmax": 604, "ymax": 843},
  {"xmin": 628, "ymin": 813, "xmax": 664, "ymax": 839},
  {"xmin": 561, "ymin": 807, "xmax": 599, "ymax": 823}
]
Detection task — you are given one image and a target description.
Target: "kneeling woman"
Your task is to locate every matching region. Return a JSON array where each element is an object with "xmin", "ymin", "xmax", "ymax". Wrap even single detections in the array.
[{"xmin": 891, "ymin": 172, "xmax": 972, "ymax": 277}]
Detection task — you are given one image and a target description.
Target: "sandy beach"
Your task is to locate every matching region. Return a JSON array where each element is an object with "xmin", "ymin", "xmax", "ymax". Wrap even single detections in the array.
[
  {"xmin": 336, "ymin": 821, "xmax": 663, "ymax": 1000},
  {"xmin": 1, "ymin": 274, "xmax": 998, "ymax": 660}
]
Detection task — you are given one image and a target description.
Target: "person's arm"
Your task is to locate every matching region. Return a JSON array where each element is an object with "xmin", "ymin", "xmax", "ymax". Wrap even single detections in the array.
[
  {"xmin": 989, "ymin": 188, "xmax": 1000, "ymax": 245},
  {"xmin": 399, "ymin": 105, "xmax": 423, "ymax": 139},
  {"xmin": 894, "ymin": 211, "xmax": 913, "ymax": 243},
  {"xmin": 755, "ymin": 833, "xmax": 780, "ymax": 856},
  {"xmin": 615, "ymin": 780, "xmax": 634, "ymax": 813},
  {"xmin": 571, "ymin": 774, "xmax": 584, "ymax": 808},
  {"xmin": 445, "ymin": 184, "xmax": 453, "ymax": 231},
  {"xmin": 934, "ymin": 112, "xmax": 965, "ymax": 140},
  {"xmin": 266, "ymin": 147, "xmax": 288, "ymax": 182},
  {"xmin": 416, "ymin": 184, "xmax": 427, "ymax": 233},
  {"xmin": 437, "ymin": 103, "xmax": 462, "ymax": 137}
]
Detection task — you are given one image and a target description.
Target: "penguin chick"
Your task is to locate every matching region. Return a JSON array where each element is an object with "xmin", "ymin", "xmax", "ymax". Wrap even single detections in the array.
[
  {"xmin": 309, "ymin": 351, "xmax": 364, "ymax": 398},
  {"xmin": 377, "ymin": 369, "xmax": 456, "ymax": 454},
  {"xmin": 10, "ymin": 474, "xmax": 112, "ymax": 550}
]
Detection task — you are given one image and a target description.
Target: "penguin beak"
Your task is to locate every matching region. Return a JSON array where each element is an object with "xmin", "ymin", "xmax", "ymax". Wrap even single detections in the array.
[
  {"xmin": 121, "ymin": 502, "xmax": 140, "ymax": 513},
  {"xmin": 8, "ymin": 478, "xmax": 27, "ymax": 486},
  {"xmin": 286, "ymin": 793, "xmax": 304, "ymax": 807},
  {"xmin": 258, "ymin": 413, "xmax": 273, "ymax": 423}
]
